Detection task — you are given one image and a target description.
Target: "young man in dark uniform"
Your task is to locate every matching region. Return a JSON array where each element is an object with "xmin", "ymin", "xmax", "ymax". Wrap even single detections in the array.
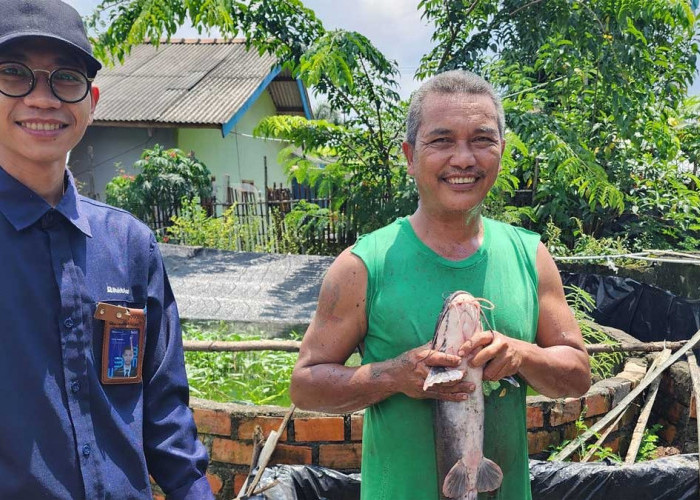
[{"xmin": 0, "ymin": 1, "xmax": 213, "ymax": 498}]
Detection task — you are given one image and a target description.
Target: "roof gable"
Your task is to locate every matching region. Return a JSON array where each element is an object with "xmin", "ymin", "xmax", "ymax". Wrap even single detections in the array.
[{"xmin": 93, "ymin": 40, "xmax": 311, "ymax": 131}]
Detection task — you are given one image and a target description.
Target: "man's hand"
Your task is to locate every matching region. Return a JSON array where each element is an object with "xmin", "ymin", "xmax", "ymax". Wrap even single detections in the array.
[
  {"xmin": 459, "ymin": 329, "xmax": 523, "ymax": 382},
  {"xmin": 389, "ymin": 343, "xmax": 477, "ymax": 401}
]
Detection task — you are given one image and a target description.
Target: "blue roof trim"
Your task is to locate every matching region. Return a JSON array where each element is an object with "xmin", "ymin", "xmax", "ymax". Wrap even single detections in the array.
[
  {"xmin": 297, "ymin": 78, "xmax": 312, "ymax": 119},
  {"xmin": 221, "ymin": 65, "xmax": 283, "ymax": 138}
]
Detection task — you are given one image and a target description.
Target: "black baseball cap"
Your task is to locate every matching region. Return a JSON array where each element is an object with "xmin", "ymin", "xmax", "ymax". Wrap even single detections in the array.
[{"xmin": 0, "ymin": 0, "xmax": 102, "ymax": 77}]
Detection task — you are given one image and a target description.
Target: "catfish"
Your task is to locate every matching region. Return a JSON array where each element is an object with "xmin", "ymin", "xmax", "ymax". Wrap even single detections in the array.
[{"xmin": 423, "ymin": 291, "xmax": 503, "ymax": 500}]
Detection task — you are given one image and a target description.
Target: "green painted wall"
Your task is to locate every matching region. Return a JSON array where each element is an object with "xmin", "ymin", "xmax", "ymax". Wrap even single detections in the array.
[{"xmin": 177, "ymin": 89, "xmax": 289, "ymax": 205}]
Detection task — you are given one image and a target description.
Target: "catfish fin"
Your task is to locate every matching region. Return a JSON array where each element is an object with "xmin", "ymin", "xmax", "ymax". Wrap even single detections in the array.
[
  {"xmin": 476, "ymin": 457, "xmax": 503, "ymax": 492},
  {"xmin": 423, "ymin": 367, "xmax": 463, "ymax": 391},
  {"xmin": 442, "ymin": 459, "xmax": 469, "ymax": 498}
]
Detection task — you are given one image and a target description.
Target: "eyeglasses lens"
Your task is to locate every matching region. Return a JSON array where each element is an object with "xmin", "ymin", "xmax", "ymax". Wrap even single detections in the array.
[{"xmin": 0, "ymin": 62, "xmax": 89, "ymax": 103}]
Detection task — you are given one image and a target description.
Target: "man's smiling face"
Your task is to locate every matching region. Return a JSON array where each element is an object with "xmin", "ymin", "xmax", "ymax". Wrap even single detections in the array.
[
  {"xmin": 403, "ymin": 92, "xmax": 504, "ymax": 219},
  {"xmin": 0, "ymin": 38, "xmax": 97, "ymax": 174}
]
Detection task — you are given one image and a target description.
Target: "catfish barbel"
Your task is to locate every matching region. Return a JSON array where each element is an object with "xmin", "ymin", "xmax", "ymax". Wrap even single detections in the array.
[{"xmin": 423, "ymin": 291, "xmax": 503, "ymax": 500}]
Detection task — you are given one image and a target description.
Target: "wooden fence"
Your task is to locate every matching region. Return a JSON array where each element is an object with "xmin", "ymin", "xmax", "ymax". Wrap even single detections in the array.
[{"xmin": 148, "ymin": 182, "xmax": 355, "ymax": 254}]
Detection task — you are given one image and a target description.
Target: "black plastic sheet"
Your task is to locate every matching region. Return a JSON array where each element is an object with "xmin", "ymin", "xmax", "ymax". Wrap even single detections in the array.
[
  {"xmin": 561, "ymin": 272, "xmax": 700, "ymax": 342},
  {"xmin": 530, "ymin": 455, "xmax": 699, "ymax": 500},
  {"xmin": 245, "ymin": 465, "xmax": 360, "ymax": 500},
  {"xmin": 242, "ymin": 457, "xmax": 700, "ymax": 500}
]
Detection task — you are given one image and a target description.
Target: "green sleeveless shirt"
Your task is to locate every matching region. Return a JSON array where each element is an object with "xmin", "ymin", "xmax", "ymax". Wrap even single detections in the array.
[{"xmin": 351, "ymin": 216, "xmax": 540, "ymax": 500}]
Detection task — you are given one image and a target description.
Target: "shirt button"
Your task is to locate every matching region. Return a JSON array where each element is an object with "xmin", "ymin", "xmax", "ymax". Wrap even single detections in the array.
[
  {"xmin": 82, "ymin": 444, "xmax": 91, "ymax": 457},
  {"xmin": 64, "ymin": 318, "xmax": 74, "ymax": 329},
  {"xmin": 71, "ymin": 381, "xmax": 80, "ymax": 393}
]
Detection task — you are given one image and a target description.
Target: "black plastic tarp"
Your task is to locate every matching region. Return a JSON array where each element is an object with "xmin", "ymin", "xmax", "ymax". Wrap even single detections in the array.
[
  {"xmin": 561, "ymin": 272, "xmax": 700, "ymax": 343},
  {"xmin": 243, "ymin": 456, "xmax": 699, "ymax": 500},
  {"xmin": 530, "ymin": 455, "xmax": 699, "ymax": 500},
  {"xmin": 245, "ymin": 465, "xmax": 360, "ymax": 500}
]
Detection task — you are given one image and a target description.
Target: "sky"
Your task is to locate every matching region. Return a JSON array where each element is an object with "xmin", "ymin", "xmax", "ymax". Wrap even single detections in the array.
[{"xmin": 66, "ymin": 0, "xmax": 699, "ymax": 98}]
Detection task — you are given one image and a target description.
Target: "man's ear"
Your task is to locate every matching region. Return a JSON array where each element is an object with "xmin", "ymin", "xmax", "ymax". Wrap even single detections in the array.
[
  {"xmin": 402, "ymin": 141, "xmax": 415, "ymax": 176},
  {"xmin": 88, "ymin": 86, "xmax": 99, "ymax": 124},
  {"xmin": 499, "ymin": 138, "xmax": 506, "ymax": 172}
]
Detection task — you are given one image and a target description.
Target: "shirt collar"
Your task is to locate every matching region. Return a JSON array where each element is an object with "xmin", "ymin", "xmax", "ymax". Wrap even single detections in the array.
[{"xmin": 0, "ymin": 166, "xmax": 92, "ymax": 237}]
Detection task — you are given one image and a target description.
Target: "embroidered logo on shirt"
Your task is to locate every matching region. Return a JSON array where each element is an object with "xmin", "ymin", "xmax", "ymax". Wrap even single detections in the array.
[{"xmin": 107, "ymin": 286, "xmax": 130, "ymax": 294}]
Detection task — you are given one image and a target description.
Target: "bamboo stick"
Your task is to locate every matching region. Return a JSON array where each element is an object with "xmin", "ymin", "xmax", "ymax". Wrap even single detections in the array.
[
  {"xmin": 243, "ymin": 404, "xmax": 296, "ymax": 497},
  {"xmin": 551, "ymin": 329, "xmax": 700, "ymax": 462},
  {"xmin": 184, "ymin": 339, "xmax": 302, "ymax": 352},
  {"xmin": 684, "ymin": 349, "xmax": 700, "ymax": 497},
  {"xmin": 581, "ymin": 411, "xmax": 625, "ymax": 463},
  {"xmin": 586, "ymin": 341, "xmax": 686, "ymax": 354},
  {"xmin": 182, "ymin": 339, "xmax": 685, "ymax": 354},
  {"xmin": 624, "ymin": 348, "xmax": 672, "ymax": 463}
]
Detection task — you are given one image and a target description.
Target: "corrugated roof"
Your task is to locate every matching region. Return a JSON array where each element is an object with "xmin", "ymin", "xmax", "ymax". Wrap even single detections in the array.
[{"xmin": 93, "ymin": 40, "xmax": 309, "ymax": 127}]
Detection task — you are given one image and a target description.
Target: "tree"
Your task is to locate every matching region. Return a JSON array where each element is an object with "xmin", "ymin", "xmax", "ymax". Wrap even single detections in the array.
[
  {"xmin": 90, "ymin": 0, "xmax": 420, "ymax": 236},
  {"xmin": 418, "ymin": 0, "xmax": 700, "ymax": 249},
  {"xmin": 105, "ymin": 145, "xmax": 212, "ymax": 227}
]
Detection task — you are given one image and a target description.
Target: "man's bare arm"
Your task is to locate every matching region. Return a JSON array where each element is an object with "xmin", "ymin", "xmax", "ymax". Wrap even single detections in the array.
[
  {"xmin": 290, "ymin": 248, "xmax": 475, "ymax": 413},
  {"xmin": 515, "ymin": 243, "xmax": 591, "ymax": 397}
]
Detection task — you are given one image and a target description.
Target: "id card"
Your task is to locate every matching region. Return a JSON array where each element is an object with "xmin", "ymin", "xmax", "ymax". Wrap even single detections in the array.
[{"xmin": 95, "ymin": 302, "xmax": 146, "ymax": 384}]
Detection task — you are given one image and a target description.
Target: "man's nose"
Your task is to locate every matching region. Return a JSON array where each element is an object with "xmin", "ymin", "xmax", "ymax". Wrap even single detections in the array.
[
  {"xmin": 449, "ymin": 141, "xmax": 476, "ymax": 168},
  {"xmin": 23, "ymin": 71, "xmax": 60, "ymax": 108}
]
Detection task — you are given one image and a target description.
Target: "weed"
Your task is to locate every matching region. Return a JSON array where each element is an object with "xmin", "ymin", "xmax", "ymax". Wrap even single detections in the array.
[
  {"xmin": 565, "ymin": 285, "xmax": 626, "ymax": 381},
  {"xmin": 182, "ymin": 322, "xmax": 299, "ymax": 406}
]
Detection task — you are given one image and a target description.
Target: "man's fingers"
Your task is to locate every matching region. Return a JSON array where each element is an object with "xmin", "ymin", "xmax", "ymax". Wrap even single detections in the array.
[
  {"xmin": 459, "ymin": 330, "xmax": 496, "ymax": 357},
  {"xmin": 421, "ymin": 350, "xmax": 461, "ymax": 367}
]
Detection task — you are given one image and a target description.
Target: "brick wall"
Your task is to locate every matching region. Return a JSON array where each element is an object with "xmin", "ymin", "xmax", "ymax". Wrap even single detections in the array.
[{"xmin": 149, "ymin": 358, "xmax": 653, "ymax": 499}]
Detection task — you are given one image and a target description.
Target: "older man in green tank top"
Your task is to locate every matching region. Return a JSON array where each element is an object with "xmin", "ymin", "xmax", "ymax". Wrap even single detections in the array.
[{"xmin": 290, "ymin": 70, "xmax": 591, "ymax": 500}]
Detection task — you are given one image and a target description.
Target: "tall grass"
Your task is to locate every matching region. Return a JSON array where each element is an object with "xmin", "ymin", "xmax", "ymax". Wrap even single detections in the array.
[{"xmin": 183, "ymin": 322, "xmax": 298, "ymax": 406}]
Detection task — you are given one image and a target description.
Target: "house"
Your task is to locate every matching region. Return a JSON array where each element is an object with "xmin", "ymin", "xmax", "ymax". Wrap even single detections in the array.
[{"xmin": 69, "ymin": 39, "xmax": 312, "ymax": 205}]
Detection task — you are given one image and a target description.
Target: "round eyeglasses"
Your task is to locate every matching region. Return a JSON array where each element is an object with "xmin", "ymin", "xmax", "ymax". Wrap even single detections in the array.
[{"xmin": 0, "ymin": 61, "xmax": 93, "ymax": 103}]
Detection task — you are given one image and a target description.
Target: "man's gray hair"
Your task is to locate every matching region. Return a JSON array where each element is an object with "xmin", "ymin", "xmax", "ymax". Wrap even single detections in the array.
[{"xmin": 405, "ymin": 70, "xmax": 505, "ymax": 145}]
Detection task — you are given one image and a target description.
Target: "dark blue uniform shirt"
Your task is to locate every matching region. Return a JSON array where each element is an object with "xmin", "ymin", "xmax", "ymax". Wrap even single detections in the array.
[{"xmin": 0, "ymin": 167, "xmax": 213, "ymax": 499}]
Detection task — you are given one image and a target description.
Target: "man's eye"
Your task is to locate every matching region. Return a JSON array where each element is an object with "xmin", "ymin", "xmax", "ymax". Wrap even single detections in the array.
[
  {"xmin": 0, "ymin": 65, "xmax": 29, "ymax": 77},
  {"xmin": 54, "ymin": 70, "xmax": 83, "ymax": 83}
]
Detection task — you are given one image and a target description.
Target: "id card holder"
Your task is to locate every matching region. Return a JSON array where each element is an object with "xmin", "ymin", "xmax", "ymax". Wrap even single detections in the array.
[{"xmin": 95, "ymin": 302, "xmax": 146, "ymax": 384}]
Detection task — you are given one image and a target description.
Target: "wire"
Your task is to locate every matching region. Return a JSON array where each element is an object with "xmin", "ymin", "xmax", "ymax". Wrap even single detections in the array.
[{"xmin": 553, "ymin": 250, "xmax": 700, "ymax": 266}]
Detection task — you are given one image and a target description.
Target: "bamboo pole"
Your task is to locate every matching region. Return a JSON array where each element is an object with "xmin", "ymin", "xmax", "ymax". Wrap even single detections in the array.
[
  {"xmin": 684, "ymin": 349, "xmax": 700, "ymax": 497},
  {"xmin": 586, "ymin": 341, "xmax": 686, "ymax": 354},
  {"xmin": 183, "ymin": 339, "xmax": 302, "ymax": 352},
  {"xmin": 182, "ymin": 339, "xmax": 686, "ymax": 354},
  {"xmin": 624, "ymin": 348, "xmax": 672, "ymax": 463},
  {"xmin": 243, "ymin": 404, "xmax": 296, "ymax": 498},
  {"xmin": 581, "ymin": 411, "xmax": 625, "ymax": 463},
  {"xmin": 551, "ymin": 329, "xmax": 700, "ymax": 462}
]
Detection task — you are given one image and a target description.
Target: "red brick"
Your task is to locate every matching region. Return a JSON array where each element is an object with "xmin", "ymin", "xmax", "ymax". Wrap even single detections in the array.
[
  {"xmin": 604, "ymin": 436, "xmax": 621, "ymax": 453},
  {"xmin": 584, "ymin": 392, "xmax": 609, "ymax": 417},
  {"xmin": 238, "ymin": 416, "xmax": 287, "ymax": 441},
  {"xmin": 294, "ymin": 417, "xmax": 344, "ymax": 442},
  {"xmin": 562, "ymin": 423, "xmax": 579, "ymax": 441},
  {"xmin": 667, "ymin": 401, "xmax": 686, "ymax": 424},
  {"xmin": 526, "ymin": 405, "xmax": 544, "ymax": 429},
  {"xmin": 528, "ymin": 430, "xmax": 558, "ymax": 455},
  {"xmin": 211, "ymin": 438, "xmax": 253, "ymax": 465},
  {"xmin": 319, "ymin": 443, "xmax": 362, "ymax": 469},
  {"xmin": 233, "ymin": 473, "xmax": 248, "ymax": 495},
  {"xmin": 271, "ymin": 443, "xmax": 313, "ymax": 464},
  {"xmin": 350, "ymin": 415, "xmax": 363, "ymax": 441},
  {"xmin": 550, "ymin": 398, "xmax": 582, "ymax": 426},
  {"xmin": 206, "ymin": 473, "xmax": 224, "ymax": 494},
  {"xmin": 193, "ymin": 408, "xmax": 231, "ymax": 436}
]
